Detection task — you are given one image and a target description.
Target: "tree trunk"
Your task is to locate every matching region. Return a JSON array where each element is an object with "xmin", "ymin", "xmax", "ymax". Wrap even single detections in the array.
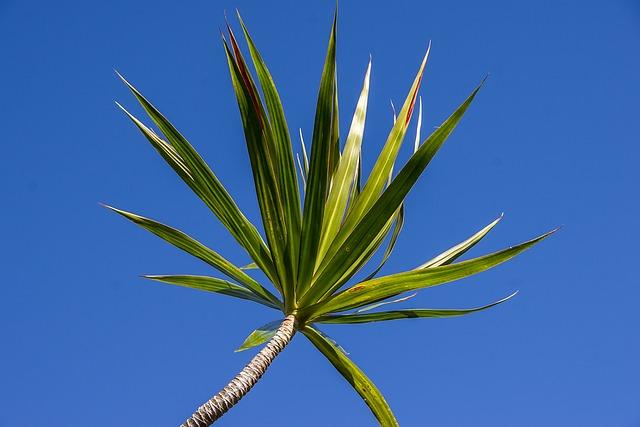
[{"xmin": 181, "ymin": 315, "xmax": 296, "ymax": 427}]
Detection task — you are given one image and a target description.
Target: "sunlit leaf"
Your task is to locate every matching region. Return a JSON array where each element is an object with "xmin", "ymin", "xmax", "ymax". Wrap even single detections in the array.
[
  {"xmin": 115, "ymin": 72, "xmax": 278, "ymax": 285},
  {"xmin": 144, "ymin": 275, "xmax": 282, "ymax": 310},
  {"xmin": 416, "ymin": 214, "xmax": 502, "ymax": 269},
  {"xmin": 307, "ymin": 228, "xmax": 555, "ymax": 317},
  {"xmin": 104, "ymin": 205, "xmax": 281, "ymax": 307},
  {"xmin": 303, "ymin": 325, "xmax": 398, "ymax": 426},
  {"xmin": 317, "ymin": 291, "xmax": 516, "ymax": 324},
  {"xmin": 297, "ymin": 13, "xmax": 338, "ymax": 293},
  {"xmin": 236, "ymin": 319, "xmax": 283, "ymax": 351}
]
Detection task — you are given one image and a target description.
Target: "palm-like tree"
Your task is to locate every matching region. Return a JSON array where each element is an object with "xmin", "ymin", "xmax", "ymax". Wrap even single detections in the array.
[{"xmin": 107, "ymin": 10, "xmax": 554, "ymax": 427}]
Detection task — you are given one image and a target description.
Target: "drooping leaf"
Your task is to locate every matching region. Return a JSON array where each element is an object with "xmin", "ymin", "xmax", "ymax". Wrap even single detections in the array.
[
  {"xmin": 302, "ymin": 325, "xmax": 398, "ymax": 426},
  {"xmin": 316, "ymin": 291, "xmax": 517, "ymax": 324},
  {"xmin": 144, "ymin": 275, "xmax": 281, "ymax": 310},
  {"xmin": 115, "ymin": 72, "xmax": 278, "ymax": 285},
  {"xmin": 104, "ymin": 205, "xmax": 281, "ymax": 308},
  {"xmin": 316, "ymin": 60, "xmax": 372, "ymax": 267},
  {"xmin": 302, "ymin": 80, "xmax": 481, "ymax": 305},
  {"xmin": 236, "ymin": 319, "xmax": 283, "ymax": 351},
  {"xmin": 416, "ymin": 214, "xmax": 503, "ymax": 269},
  {"xmin": 306, "ymin": 228, "xmax": 556, "ymax": 317},
  {"xmin": 297, "ymin": 13, "xmax": 338, "ymax": 293}
]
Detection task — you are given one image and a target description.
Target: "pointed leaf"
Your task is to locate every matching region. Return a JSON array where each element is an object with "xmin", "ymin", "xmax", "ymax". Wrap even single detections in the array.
[
  {"xmin": 144, "ymin": 275, "xmax": 281, "ymax": 310},
  {"xmin": 363, "ymin": 203, "xmax": 405, "ymax": 280},
  {"xmin": 116, "ymin": 72, "xmax": 278, "ymax": 285},
  {"xmin": 236, "ymin": 319, "xmax": 283, "ymax": 352},
  {"xmin": 307, "ymin": 228, "xmax": 556, "ymax": 317},
  {"xmin": 303, "ymin": 325, "xmax": 398, "ymax": 426},
  {"xmin": 317, "ymin": 291, "xmax": 517, "ymax": 324},
  {"xmin": 355, "ymin": 292, "xmax": 417, "ymax": 313},
  {"xmin": 297, "ymin": 14, "xmax": 338, "ymax": 291},
  {"xmin": 223, "ymin": 36, "xmax": 290, "ymax": 296},
  {"xmin": 416, "ymin": 214, "xmax": 502, "ymax": 269},
  {"xmin": 240, "ymin": 262, "xmax": 259, "ymax": 270},
  {"xmin": 237, "ymin": 14, "xmax": 302, "ymax": 291},
  {"xmin": 302, "ymin": 81, "xmax": 482, "ymax": 305},
  {"xmin": 104, "ymin": 205, "xmax": 281, "ymax": 307},
  {"xmin": 316, "ymin": 61, "xmax": 372, "ymax": 266},
  {"xmin": 318, "ymin": 45, "xmax": 430, "ymax": 272}
]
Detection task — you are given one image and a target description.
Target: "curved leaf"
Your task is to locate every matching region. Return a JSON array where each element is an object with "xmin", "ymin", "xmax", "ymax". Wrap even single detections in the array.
[
  {"xmin": 115, "ymin": 72, "xmax": 278, "ymax": 285},
  {"xmin": 315, "ymin": 45, "xmax": 430, "ymax": 276},
  {"xmin": 316, "ymin": 291, "xmax": 517, "ymax": 324},
  {"xmin": 301, "ymin": 81, "xmax": 483, "ymax": 306},
  {"xmin": 302, "ymin": 325, "xmax": 398, "ymax": 426},
  {"xmin": 236, "ymin": 319, "xmax": 283, "ymax": 352},
  {"xmin": 144, "ymin": 275, "xmax": 281, "ymax": 310},
  {"xmin": 316, "ymin": 60, "xmax": 372, "ymax": 268},
  {"xmin": 104, "ymin": 205, "xmax": 281, "ymax": 308},
  {"xmin": 307, "ymin": 228, "xmax": 556, "ymax": 317},
  {"xmin": 416, "ymin": 214, "xmax": 503, "ymax": 269}
]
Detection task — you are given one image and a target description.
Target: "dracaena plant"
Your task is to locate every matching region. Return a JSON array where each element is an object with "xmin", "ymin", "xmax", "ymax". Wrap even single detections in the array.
[{"xmin": 107, "ymin": 10, "xmax": 555, "ymax": 427}]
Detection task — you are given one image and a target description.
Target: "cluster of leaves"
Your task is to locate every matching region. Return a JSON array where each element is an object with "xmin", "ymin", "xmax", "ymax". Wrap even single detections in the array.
[{"xmin": 108, "ymin": 11, "xmax": 554, "ymax": 426}]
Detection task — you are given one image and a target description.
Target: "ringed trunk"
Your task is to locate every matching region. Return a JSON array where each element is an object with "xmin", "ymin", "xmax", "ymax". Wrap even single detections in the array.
[{"xmin": 181, "ymin": 315, "xmax": 296, "ymax": 427}]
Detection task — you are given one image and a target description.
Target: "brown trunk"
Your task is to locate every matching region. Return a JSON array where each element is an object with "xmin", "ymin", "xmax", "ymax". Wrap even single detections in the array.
[{"xmin": 181, "ymin": 315, "xmax": 296, "ymax": 427}]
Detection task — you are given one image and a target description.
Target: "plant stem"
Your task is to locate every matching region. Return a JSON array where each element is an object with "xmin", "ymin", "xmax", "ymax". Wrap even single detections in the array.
[{"xmin": 181, "ymin": 315, "xmax": 296, "ymax": 426}]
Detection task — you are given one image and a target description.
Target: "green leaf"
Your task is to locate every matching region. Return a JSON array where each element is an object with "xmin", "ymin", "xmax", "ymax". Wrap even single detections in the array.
[
  {"xmin": 316, "ymin": 291, "xmax": 517, "ymax": 324},
  {"xmin": 355, "ymin": 292, "xmax": 417, "ymax": 313},
  {"xmin": 223, "ymin": 35, "xmax": 290, "ymax": 297},
  {"xmin": 144, "ymin": 275, "xmax": 281, "ymax": 310},
  {"xmin": 416, "ymin": 214, "xmax": 502, "ymax": 269},
  {"xmin": 302, "ymin": 80, "xmax": 482, "ymax": 306},
  {"xmin": 363, "ymin": 203, "xmax": 405, "ymax": 281},
  {"xmin": 115, "ymin": 72, "xmax": 278, "ymax": 286},
  {"xmin": 327, "ymin": 206, "xmax": 401, "ymax": 294},
  {"xmin": 297, "ymin": 13, "xmax": 338, "ymax": 292},
  {"xmin": 240, "ymin": 262, "xmax": 259, "ymax": 270},
  {"xmin": 308, "ymin": 228, "xmax": 556, "ymax": 317},
  {"xmin": 104, "ymin": 205, "xmax": 281, "ymax": 308},
  {"xmin": 237, "ymin": 13, "xmax": 302, "ymax": 293},
  {"xmin": 413, "ymin": 96, "xmax": 423, "ymax": 153},
  {"xmin": 316, "ymin": 60, "xmax": 372, "ymax": 267},
  {"xmin": 302, "ymin": 325, "xmax": 398, "ymax": 427},
  {"xmin": 316, "ymin": 45, "xmax": 430, "ymax": 274},
  {"xmin": 236, "ymin": 319, "xmax": 283, "ymax": 352}
]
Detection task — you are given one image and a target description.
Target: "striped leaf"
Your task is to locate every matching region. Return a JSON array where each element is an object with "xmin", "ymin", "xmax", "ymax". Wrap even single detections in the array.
[
  {"xmin": 316, "ymin": 60, "xmax": 372, "ymax": 268},
  {"xmin": 416, "ymin": 214, "xmax": 502, "ymax": 269},
  {"xmin": 316, "ymin": 45, "xmax": 431, "ymax": 274},
  {"xmin": 223, "ymin": 35, "xmax": 290, "ymax": 296},
  {"xmin": 316, "ymin": 291, "xmax": 517, "ymax": 324},
  {"xmin": 303, "ymin": 325, "xmax": 398, "ymax": 426},
  {"xmin": 237, "ymin": 13, "xmax": 302, "ymax": 295},
  {"xmin": 307, "ymin": 229, "xmax": 556, "ymax": 317},
  {"xmin": 104, "ymin": 205, "xmax": 281, "ymax": 308},
  {"xmin": 301, "ymin": 80, "xmax": 481, "ymax": 305},
  {"xmin": 144, "ymin": 275, "xmax": 281, "ymax": 310},
  {"xmin": 115, "ymin": 72, "xmax": 278, "ymax": 286},
  {"xmin": 297, "ymin": 13, "xmax": 338, "ymax": 293}
]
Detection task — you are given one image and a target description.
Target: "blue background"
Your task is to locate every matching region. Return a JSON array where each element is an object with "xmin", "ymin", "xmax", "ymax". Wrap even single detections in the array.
[{"xmin": 1, "ymin": 0, "xmax": 638, "ymax": 425}]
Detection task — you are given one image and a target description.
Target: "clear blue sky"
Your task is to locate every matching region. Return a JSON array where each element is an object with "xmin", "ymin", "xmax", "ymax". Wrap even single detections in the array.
[{"xmin": 1, "ymin": 0, "xmax": 638, "ymax": 425}]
